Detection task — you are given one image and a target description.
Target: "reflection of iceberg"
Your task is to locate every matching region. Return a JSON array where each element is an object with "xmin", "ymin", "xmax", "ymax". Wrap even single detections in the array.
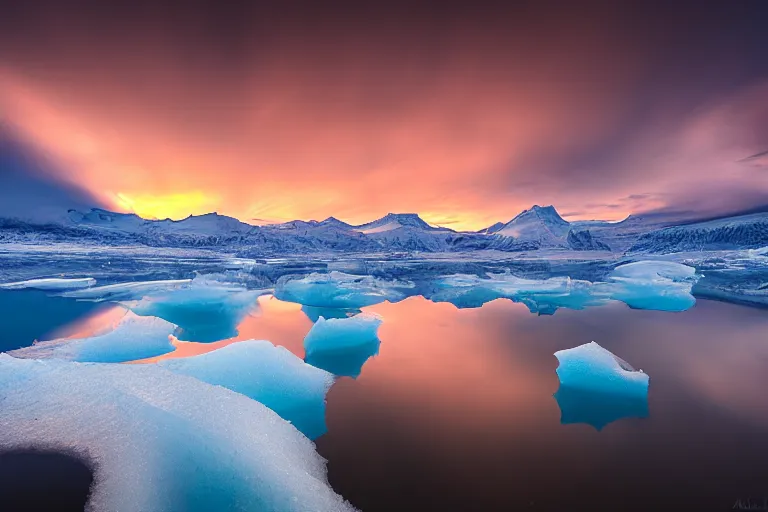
[
  {"xmin": 301, "ymin": 305, "xmax": 361, "ymax": 323},
  {"xmin": 159, "ymin": 341, "xmax": 334, "ymax": 439},
  {"xmin": 0, "ymin": 355, "xmax": 357, "ymax": 512},
  {"xmin": 554, "ymin": 342, "xmax": 649, "ymax": 397},
  {"xmin": 123, "ymin": 278, "xmax": 265, "ymax": 342},
  {"xmin": 303, "ymin": 313, "xmax": 382, "ymax": 378},
  {"xmin": 0, "ymin": 277, "xmax": 96, "ymax": 291},
  {"xmin": 554, "ymin": 386, "xmax": 649, "ymax": 431},
  {"xmin": 275, "ymin": 271, "xmax": 412, "ymax": 308},
  {"xmin": 9, "ymin": 312, "xmax": 176, "ymax": 363},
  {"xmin": 61, "ymin": 279, "xmax": 191, "ymax": 301},
  {"xmin": 428, "ymin": 261, "xmax": 699, "ymax": 313}
]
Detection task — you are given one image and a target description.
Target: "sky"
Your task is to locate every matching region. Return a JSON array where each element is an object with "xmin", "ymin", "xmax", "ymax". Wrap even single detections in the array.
[{"xmin": 1, "ymin": 1, "xmax": 767, "ymax": 230}]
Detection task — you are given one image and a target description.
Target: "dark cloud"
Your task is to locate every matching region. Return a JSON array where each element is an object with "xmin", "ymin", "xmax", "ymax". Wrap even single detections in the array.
[{"xmin": 0, "ymin": 126, "xmax": 103, "ymax": 221}]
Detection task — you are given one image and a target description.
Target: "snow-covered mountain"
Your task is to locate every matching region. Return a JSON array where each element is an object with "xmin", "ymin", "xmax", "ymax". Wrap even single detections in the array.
[
  {"xmin": 485, "ymin": 205, "xmax": 571, "ymax": 249},
  {"xmin": 2, "ymin": 205, "xmax": 764, "ymax": 255},
  {"xmin": 354, "ymin": 213, "xmax": 445, "ymax": 234},
  {"xmin": 628, "ymin": 212, "xmax": 768, "ymax": 253}
]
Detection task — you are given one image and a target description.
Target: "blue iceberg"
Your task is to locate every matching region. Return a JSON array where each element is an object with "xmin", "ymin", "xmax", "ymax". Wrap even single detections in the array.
[
  {"xmin": 8, "ymin": 311, "xmax": 176, "ymax": 363},
  {"xmin": 0, "ymin": 355, "xmax": 357, "ymax": 512},
  {"xmin": 607, "ymin": 260, "xmax": 699, "ymax": 312},
  {"xmin": 303, "ymin": 313, "xmax": 383, "ymax": 378},
  {"xmin": 124, "ymin": 278, "xmax": 265, "ymax": 342},
  {"xmin": 554, "ymin": 342, "xmax": 649, "ymax": 398},
  {"xmin": 158, "ymin": 341, "xmax": 335, "ymax": 439}
]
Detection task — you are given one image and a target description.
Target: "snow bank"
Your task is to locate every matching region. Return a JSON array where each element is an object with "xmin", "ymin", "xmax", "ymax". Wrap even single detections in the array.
[
  {"xmin": 0, "ymin": 355, "xmax": 357, "ymax": 512},
  {"xmin": 159, "ymin": 341, "xmax": 334, "ymax": 439},
  {"xmin": 9, "ymin": 312, "xmax": 176, "ymax": 363}
]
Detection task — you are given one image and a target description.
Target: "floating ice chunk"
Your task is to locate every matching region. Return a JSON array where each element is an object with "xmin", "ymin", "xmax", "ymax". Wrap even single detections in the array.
[
  {"xmin": 429, "ymin": 262, "xmax": 700, "ymax": 313},
  {"xmin": 608, "ymin": 261, "xmax": 699, "ymax": 312},
  {"xmin": 159, "ymin": 341, "xmax": 334, "ymax": 439},
  {"xmin": 301, "ymin": 306, "xmax": 362, "ymax": 323},
  {"xmin": 9, "ymin": 311, "xmax": 176, "ymax": 363},
  {"xmin": 0, "ymin": 277, "xmax": 96, "ymax": 291},
  {"xmin": 429, "ymin": 273, "xmax": 607, "ymax": 312},
  {"xmin": 554, "ymin": 342, "xmax": 649, "ymax": 398},
  {"xmin": 0, "ymin": 355, "xmax": 357, "ymax": 512},
  {"xmin": 275, "ymin": 271, "xmax": 412, "ymax": 309},
  {"xmin": 61, "ymin": 279, "xmax": 192, "ymax": 301},
  {"xmin": 124, "ymin": 279, "xmax": 265, "ymax": 342},
  {"xmin": 303, "ymin": 313, "xmax": 383, "ymax": 378},
  {"xmin": 554, "ymin": 386, "xmax": 649, "ymax": 431}
]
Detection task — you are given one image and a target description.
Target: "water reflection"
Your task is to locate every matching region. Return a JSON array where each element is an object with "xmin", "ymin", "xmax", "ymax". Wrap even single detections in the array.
[{"xmin": 553, "ymin": 386, "xmax": 649, "ymax": 431}]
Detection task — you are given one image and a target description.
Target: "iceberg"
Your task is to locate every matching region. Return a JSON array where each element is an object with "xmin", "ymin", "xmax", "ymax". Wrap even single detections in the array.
[
  {"xmin": 607, "ymin": 261, "xmax": 699, "ymax": 312},
  {"xmin": 275, "ymin": 271, "xmax": 412, "ymax": 309},
  {"xmin": 428, "ymin": 261, "xmax": 699, "ymax": 313},
  {"xmin": 124, "ymin": 279, "xmax": 265, "ymax": 342},
  {"xmin": 158, "ymin": 341, "xmax": 335, "ymax": 439},
  {"xmin": 0, "ymin": 355, "xmax": 357, "ymax": 512},
  {"xmin": 0, "ymin": 277, "xmax": 96, "ymax": 290},
  {"xmin": 554, "ymin": 342, "xmax": 649, "ymax": 398},
  {"xmin": 303, "ymin": 313, "xmax": 383, "ymax": 378},
  {"xmin": 61, "ymin": 279, "xmax": 192, "ymax": 301},
  {"xmin": 428, "ymin": 273, "xmax": 607, "ymax": 312},
  {"xmin": 8, "ymin": 311, "xmax": 176, "ymax": 363}
]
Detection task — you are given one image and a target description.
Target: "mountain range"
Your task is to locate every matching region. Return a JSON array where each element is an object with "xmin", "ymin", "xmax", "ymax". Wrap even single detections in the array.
[{"xmin": 1, "ymin": 204, "xmax": 766, "ymax": 256}]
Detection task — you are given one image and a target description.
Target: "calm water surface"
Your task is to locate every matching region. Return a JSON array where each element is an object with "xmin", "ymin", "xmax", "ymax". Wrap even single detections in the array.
[{"xmin": 3, "ymin": 290, "xmax": 768, "ymax": 511}]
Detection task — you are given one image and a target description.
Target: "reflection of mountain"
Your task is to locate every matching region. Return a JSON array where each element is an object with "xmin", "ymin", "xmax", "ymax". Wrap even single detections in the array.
[{"xmin": 554, "ymin": 386, "xmax": 649, "ymax": 431}]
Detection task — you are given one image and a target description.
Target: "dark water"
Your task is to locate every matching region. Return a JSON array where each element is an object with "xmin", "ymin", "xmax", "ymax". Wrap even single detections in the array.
[
  {"xmin": 3, "ymin": 291, "xmax": 768, "ymax": 511},
  {"xmin": 0, "ymin": 451, "xmax": 93, "ymax": 512}
]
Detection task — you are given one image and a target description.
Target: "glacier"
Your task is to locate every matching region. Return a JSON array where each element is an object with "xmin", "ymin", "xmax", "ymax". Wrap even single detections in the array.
[
  {"xmin": 0, "ymin": 354, "xmax": 357, "ymax": 512},
  {"xmin": 8, "ymin": 311, "xmax": 177, "ymax": 363},
  {"xmin": 554, "ymin": 342, "xmax": 649, "ymax": 398},
  {"xmin": 158, "ymin": 341, "xmax": 335, "ymax": 439},
  {"xmin": 0, "ymin": 277, "xmax": 96, "ymax": 290},
  {"xmin": 303, "ymin": 313, "xmax": 383, "ymax": 378},
  {"xmin": 275, "ymin": 271, "xmax": 412, "ymax": 309}
]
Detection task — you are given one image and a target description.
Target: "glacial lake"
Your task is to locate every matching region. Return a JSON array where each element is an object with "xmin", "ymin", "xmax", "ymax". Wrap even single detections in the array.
[{"xmin": 1, "ymin": 289, "xmax": 768, "ymax": 511}]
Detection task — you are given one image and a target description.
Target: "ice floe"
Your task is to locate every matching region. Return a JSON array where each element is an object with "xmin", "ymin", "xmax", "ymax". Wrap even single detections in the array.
[
  {"xmin": 428, "ymin": 261, "xmax": 699, "ymax": 313},
  {"xmin": 554, "ymin": 386, "xmax": 649, "ymax": 431},
  {"xmin": 0, "ymin": 277, "xmax": 96, "ymax": 291},
  {"xmin": 303, "ymin": 313, "xmax": 383, "ymax": 378},
  {"xmin": 9, "ymin": 311, "xmax": 176, "ymax": 363},
  {"xmin": 275, "ymin": 271, "xmax": 412, "ymax": 309},
  {"xmin": 61, "ymin": 279, "xmax": 192, "ymax": 301},
  {"xmin": 554, "ymin": 342, "xmax": 649, "ymax": 398},
  {"xmin": 123, "ymin": 278, "xmax": 265, "ymax": 342},
  {"xmin": 0, "ymin": 355, "xmax": 357, "ymax": 512},
  {"xmin": 158, "ymin": 341, "xmax": 334, "ymax": 439}
]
